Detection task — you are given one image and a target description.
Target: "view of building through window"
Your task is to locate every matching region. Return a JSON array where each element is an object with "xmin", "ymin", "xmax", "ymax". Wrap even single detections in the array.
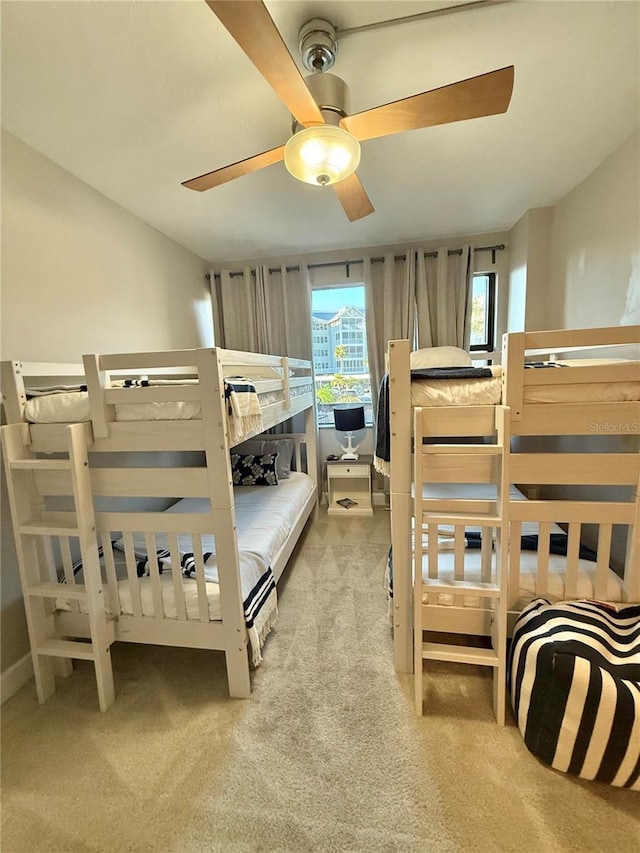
[
  {"xmin": 311, "ymin": 285, "xmax": 373, "ymax": 426},
  {"xmin": 470, "ymin": 273, "xmax": 496, "ymax": 351}
]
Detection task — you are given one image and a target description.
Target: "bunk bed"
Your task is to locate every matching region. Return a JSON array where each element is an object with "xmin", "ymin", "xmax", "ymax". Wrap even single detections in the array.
[
  {"xmin": 382, "ymin": 326, "xmax": 640, "ymax": 723},
  {"xmin": 1, "ymin": 348, "xmax": 318, "ymax": 711}
]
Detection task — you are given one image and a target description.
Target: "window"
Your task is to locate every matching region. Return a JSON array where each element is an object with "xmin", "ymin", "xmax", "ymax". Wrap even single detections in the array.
[
  {"xmin": 470, "ymin": 272, "xmax": 496, "ymax": 352},
  {"xmin": 311, "ymin": 285, "xmax": 373, "ymax": 427}
]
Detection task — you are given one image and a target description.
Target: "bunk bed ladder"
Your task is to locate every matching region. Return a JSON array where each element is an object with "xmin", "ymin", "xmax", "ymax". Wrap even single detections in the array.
[
  {"xmin": 413, "ymin": 406, "xmax": 510, "ymax": 725},
  {"xmin": 1, "ymin": 422, "xmax": 115, "ymax": 712}
]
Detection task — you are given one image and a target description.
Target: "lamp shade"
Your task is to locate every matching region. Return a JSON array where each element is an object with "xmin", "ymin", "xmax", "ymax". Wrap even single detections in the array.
[
  {"xmin": 284, "ymin": 125, "xmax": 361, "ymax": 187},
  {"xmin": 334, "ymin": 404, "xmax": 365, "ymax": 432}
]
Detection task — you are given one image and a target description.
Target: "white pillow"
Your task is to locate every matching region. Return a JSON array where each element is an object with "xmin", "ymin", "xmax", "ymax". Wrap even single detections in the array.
[{"xmin": 410, "ymin": 346, "xmax": 472, "ymax": 369}]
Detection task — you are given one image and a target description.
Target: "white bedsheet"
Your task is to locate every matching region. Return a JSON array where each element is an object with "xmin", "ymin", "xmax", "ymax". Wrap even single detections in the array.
[
  {"xmin": 24, "ymin": 384, "xmax": 312, "ymax": 424},
  {"xmin": 421, "ymin": 550, "xmax": 624, "ymax": 609},
  {"xmin": 58, "ymin": 473, "xmax": 315, "ymax": 648}
]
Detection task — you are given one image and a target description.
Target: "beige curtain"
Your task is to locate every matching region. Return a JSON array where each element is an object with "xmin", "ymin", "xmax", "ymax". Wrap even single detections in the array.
[
  {"xmin": 210, "ymin": 264, "xmax": 312, "ymax": 360},
  {"xmin": 209, "ymin": 263, "xmax": 315, "ymax": 457},
  {"xmin": 415, "ymin": 245, "xmax": 473, "ymax": 349},
  {"xmin": 363, "ymin": 251, "xmax": 418, "ymax": 410},
  {"xmin": 213, "ymin": 267, "xmax": 256, "ymax": 351}
]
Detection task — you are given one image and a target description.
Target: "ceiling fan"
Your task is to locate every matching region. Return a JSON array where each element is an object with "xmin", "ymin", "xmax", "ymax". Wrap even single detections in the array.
[{"xmin": 182, "ymin": 1, "xmax": 515, "ymax": 222}]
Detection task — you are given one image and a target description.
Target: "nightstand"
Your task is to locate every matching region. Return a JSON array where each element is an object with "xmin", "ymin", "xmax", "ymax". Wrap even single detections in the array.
[{"xmin": 326, "ymin": 455, "xmax": 374, "ymax": 517}]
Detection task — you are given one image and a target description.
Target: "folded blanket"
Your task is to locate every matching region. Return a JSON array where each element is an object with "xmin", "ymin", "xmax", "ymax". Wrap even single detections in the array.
[
  {"xmin": 120, "ymin": 378, "xmax": 198, "ymax": 387},
  {"xmin": 374, "ymin": 374, "xmax": 392, "ymax": 476},
  {"xmin": 224, "ymin": 376, "xmax": 263, "ymax": 444},
  {"xmin": 523, "ymin": 362, "xmax": 568, "ymax": 369},
  {"xmin": 26, "ymin": 383, "xmax": 87, "ymax": 396},
  {"xmin": 465, "ymin": 531, "xmax": 598, "ymax": 562}
]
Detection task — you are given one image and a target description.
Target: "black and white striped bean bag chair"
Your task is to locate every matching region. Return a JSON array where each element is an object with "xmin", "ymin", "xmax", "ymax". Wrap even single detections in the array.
[{"xmin": 509, "ymin": 598, "xmax": 640, "ymax": 790}]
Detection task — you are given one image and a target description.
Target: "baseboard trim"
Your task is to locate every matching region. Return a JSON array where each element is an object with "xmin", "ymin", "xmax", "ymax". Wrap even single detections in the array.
[{"xmin": 1, "ymin": 653, "xmax": 33, "ymax": 704}]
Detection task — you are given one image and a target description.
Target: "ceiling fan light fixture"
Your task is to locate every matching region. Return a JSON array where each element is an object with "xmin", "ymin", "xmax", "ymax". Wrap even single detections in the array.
[{"xmin": 284, "ymin": 125, "xmax": 361, "ymax": 187}]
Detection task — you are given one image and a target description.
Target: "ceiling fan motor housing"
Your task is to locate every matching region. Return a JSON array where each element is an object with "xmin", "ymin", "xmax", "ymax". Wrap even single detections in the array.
[{"xmin": 292, "ymin": 73, "xmax": 351, "ymax": 133}]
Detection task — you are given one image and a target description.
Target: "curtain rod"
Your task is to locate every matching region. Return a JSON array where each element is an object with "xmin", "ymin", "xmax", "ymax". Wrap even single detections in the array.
[{"xmin": 207, "ymin": 244, "xmax": 505, "ymax": 280}]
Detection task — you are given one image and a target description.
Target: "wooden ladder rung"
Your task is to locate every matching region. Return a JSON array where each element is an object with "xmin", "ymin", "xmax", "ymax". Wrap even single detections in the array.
[
  {"xmin": 421, "ymin": 642, "xmax": 499, "ymax": 667},
  {"xmin": 421, "ymin": 579, "xmax": 500, "ymax": 597},
  {"xmin": 421, "ymin": 444, "xmax": 502, "ymax": 455},
  {"xmin": 18, "ymin": 520, "xmax": 80, "ymax": 536},
  {"xmin": 10, "ymin": 458, "xmax": 71, "ymax": 471},
  {"xmin": 37, "ymin": 639, "xmax": 94, "ymax": 661},
  {"xmin": 27, "ymin": 582, "xmax": 87, "ymax": 601}
]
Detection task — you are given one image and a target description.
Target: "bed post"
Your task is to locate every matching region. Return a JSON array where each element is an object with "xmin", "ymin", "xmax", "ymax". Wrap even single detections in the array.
[
  {"xmin": 83, "ymin": 354, "xmax": 114, "ymax": 438},
  {"xmin": 624, "ymin": 465, "xmax": 640, "ymax": 602},
  {"xmin": 1, "ymin": 361, "xmax": 27, "ymax": 424},
  {"xmin": 502, "ymin": 331, "xmax": 525, "ymax": 421},
  {"xmin": 196, "ymin": 347, "xmax": 251, "ymax": 698},
  {"xmin": 304, "ymin": 404, "xmax": 319, "ymax": 500},
  {"xmin": 388, "ymin": 340, "xmax": 413, "ymax": 674}
]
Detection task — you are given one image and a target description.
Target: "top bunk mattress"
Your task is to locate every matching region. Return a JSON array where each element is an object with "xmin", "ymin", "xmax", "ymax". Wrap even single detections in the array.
[
  {"xmin": 23, "ymin": 383, "xmax": 311, "ymax": 424},
  {"xmin": 409, "ymin": 360, "xmax": 640, "ymax": 407}
]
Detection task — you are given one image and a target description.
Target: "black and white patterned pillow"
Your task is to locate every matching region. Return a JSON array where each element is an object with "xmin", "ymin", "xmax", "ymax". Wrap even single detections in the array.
[{"xmin": 230, "ymin": 452, "xmax": 279, "ymax": 486}]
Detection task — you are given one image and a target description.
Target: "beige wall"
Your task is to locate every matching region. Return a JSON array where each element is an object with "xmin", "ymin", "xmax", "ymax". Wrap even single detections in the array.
[
  {"xmin": 508, "ymin": 132, "xmax": 639, "ymax": 335},
  {"xmin": 507, "ymin": 208, "xmax": 553, "ymax": 332},
  {"xmin": 525, "ymin": 208, "xmax": 553, "ymax": 331},
  {"xmin": 1, "ymin": 131, "xmax": 212, "ymax": 362},
  {"xmin": 507, "ymin": 213, "xmax": 528, "ymax": 332},
  {"xmin": 518, "ymin": 130, "xmax": 640, "ymax": 569},
  {"xmin": 548, "ymin": 129, "xmax": 639, "ymax": 330},
  {"xmin": 1, "ymin": 131, "xmax": 211, "ymax": 679}
]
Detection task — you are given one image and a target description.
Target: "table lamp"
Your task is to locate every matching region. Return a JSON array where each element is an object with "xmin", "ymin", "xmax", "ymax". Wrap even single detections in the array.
[{"xmin": 333, "ymin": 404, "xmax": 366, "ymax": 461}]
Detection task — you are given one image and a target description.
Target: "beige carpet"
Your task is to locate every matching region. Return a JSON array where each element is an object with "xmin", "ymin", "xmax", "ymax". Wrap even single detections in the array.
[{"xmin": 2, "ymin": 508, "xmax": 639, "ymax": 852}]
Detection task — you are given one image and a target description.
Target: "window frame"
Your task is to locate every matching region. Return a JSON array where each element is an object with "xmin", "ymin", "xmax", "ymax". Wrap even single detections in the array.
[{"xmin": 469, "ymin": 271, "xmax": 497, "ymax": 354}]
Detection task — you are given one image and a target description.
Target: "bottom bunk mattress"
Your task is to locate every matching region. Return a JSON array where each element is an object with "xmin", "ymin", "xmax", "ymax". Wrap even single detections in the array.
[
  {"xmin": 509, "ymin": 598, "xmax": 640, "ymax": 789},
  {"xmin": 419, "ymin": 549, "xmax": 624, "ymax": 610},
  {"xmin": 59, "ymin": 472, "xmax": 315, "ymax": 663},
  {"xmin": 390, "ymin": 484, "xmax": 625, "ymax": 608}
]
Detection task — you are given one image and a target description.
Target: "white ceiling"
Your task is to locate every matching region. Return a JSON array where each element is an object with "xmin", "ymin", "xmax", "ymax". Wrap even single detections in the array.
[{"xmin": 2, "ymin": 0, "xmax": 639, "ymax": 263}]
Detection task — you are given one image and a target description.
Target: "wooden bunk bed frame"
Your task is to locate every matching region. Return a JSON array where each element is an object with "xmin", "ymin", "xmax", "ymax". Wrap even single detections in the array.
[
  {"xmin": 1, "ymin": 347, "xmax": 318, "ymax": 711},
  {"xmin": 387, "ymin": 326, "xmax": 640, "ymax": 722}
]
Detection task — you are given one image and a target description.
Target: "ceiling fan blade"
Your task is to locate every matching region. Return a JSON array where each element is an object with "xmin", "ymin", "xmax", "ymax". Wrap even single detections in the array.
[
  {"xmin": 332, "ymin": 173, "xmax": 375, "ymax": 222},
  {"xmin": 341, "ymin": 66, "xmax": 515, "ymax": 142},
  {"xmin": 182, "ymin": 145, "xmax": 285, "ymax": 192},
  {"xmin": 205, "ymin": 1, "xmax": 324, "ymax": 128}
]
